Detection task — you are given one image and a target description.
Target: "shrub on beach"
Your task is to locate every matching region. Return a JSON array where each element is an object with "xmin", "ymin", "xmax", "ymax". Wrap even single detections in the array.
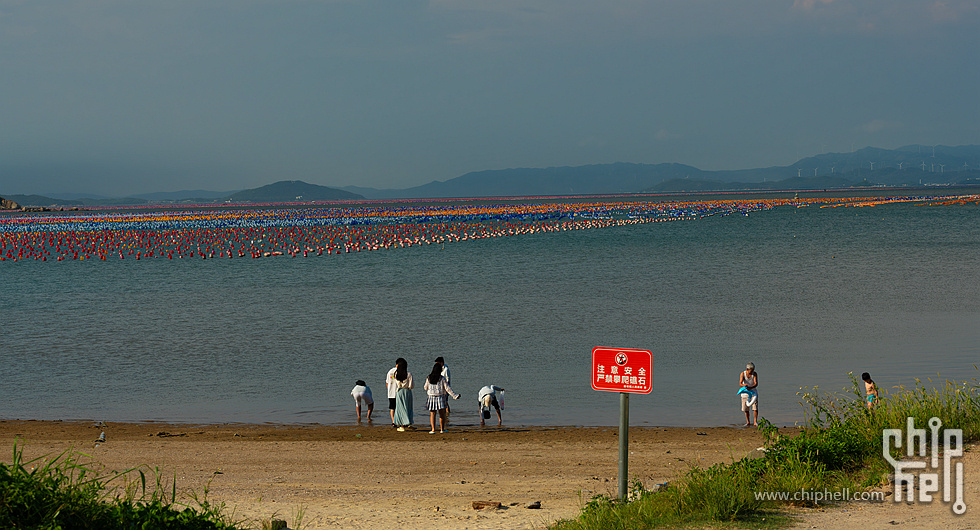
[
  {"xmin": 794, "ymin": 370, "xmax": 980, "ymax": 463},
  {"xmin": 668, "ymin": 460, "xmax": 763, "ymax": 521},
  {"xmin": 0, "ymin": 442, "xmax": 242, "ymax": 530},
  {"xmin": 553, "ymin": 368, "xmax": 980, "ymax": 529},
  {"xmin": 804, "ymin": 370, "xmax": 980, "ymax": 434},
  {"xmin": 870, "ymin": 374, "xmax": 980, "ymax": 442}
]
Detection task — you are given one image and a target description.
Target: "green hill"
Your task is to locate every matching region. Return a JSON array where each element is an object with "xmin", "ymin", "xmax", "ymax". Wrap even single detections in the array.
[{"xmin": 225, "ymin": 180, "xmax": 364, "ymax": 202}]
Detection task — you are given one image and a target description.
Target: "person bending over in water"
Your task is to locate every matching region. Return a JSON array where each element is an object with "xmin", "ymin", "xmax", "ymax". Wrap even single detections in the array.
[
  {"xmin": 478, "ymin": 384, "xmax": 505, "ymax": 426},
  {"xmin": 351, "ymin": 380, "xmax": 374, "ymax": 422}
]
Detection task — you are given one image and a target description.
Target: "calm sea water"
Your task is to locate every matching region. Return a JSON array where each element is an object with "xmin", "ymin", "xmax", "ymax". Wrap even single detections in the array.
[{"xmin": 2, "ymin": 200, "xmax": 978, "ymax": 427}]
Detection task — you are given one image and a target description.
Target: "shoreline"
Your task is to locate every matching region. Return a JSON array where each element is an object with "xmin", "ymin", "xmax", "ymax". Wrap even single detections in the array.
[
  {"xmin": 0, "ymin": 418, "xmax": 773, "ymax": 440},
  {"xmin": 3, "ymin": 420, "xmax": 976, "ymax": 529},
  {"xmin": 0, "ymin": 417, "xmax": 794, "ymax": 430}
]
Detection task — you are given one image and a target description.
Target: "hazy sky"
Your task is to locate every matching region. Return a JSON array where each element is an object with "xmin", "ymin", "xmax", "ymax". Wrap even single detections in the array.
[{"xmin": 2, "ymin": 0, "xmax": 978, "ymax": 196}]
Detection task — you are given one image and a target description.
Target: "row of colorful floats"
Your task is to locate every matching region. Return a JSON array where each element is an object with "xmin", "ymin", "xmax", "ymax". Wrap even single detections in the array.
[{"xmin": 0, "ymin": 195, "xmax": 976, "ymax": 262}]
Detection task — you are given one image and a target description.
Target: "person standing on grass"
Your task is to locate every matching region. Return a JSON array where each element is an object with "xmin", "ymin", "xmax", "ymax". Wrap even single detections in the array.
[
  {"xmin": 424, "ymin": 362, "xmax": 459, "ymax": 434},
  {"xmin": 351, "ymin": 380, "xmax": 374, "ymax": 422},
  {"xmin": 739, "ymin": 362, "xmax": 759, "ymax": 427},
  {"xmin": 862, "ymin": 372, "xmax": 879, "ymax": 409},
  {"xmin": 391, "ymin": 358, "xmax": 414, "ymax": 431}
]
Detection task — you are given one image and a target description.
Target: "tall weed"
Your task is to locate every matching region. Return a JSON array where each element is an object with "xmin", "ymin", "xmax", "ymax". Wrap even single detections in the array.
[
  {"xmin": 798, "ymin": 369, "xmax": 980, "ymax": 452},
  {"xmin": 873, "ymin": 373, "xmax": 980, "ymax": 442},
  {"xmin": 0, "ymin": 441, "xmax": 242, "ymax": 529},
  {"xmin": 669, "ymin": 461, "xmax": 762, "ymax": 520}
]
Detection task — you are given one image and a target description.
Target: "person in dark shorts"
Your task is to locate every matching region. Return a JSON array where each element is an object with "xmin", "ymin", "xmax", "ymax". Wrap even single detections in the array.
[
  {"xmin": 386, "ymin": 358, "xmax": 406, "ymax": 426},
  {"xmin": 478, "ymin": 384, "xmax": 505, "ymax": 426}
]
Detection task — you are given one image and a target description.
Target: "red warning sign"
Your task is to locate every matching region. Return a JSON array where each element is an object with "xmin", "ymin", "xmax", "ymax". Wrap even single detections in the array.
[{"xmin": 591, "ymin": 347, "xmax": 653, "ymax": 394}]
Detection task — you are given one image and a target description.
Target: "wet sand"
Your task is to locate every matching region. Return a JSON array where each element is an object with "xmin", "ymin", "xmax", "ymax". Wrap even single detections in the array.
[{"xmin": 1, "ymin": 420, "xmax": 975, "ymax": 529}]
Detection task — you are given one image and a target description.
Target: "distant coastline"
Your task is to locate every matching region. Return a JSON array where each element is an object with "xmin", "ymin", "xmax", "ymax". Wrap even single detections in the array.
[
  {"xmin": 4, "ymin": 144, "xmax": 980, "ymax": 207},
  {"xmin": 3, "ymin": 183, "xmax": 978, "ymax": 215}
]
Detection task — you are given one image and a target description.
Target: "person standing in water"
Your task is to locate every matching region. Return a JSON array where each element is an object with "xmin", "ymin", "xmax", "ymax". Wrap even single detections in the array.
[
  {"xmin": 424, "ymin": 362, "xmax": 459, "ymax": 433},
  {"xmin": 390, "ymin": 358, "xmax": 414, "ymax": 431},
  {"xmin": 739, "ymin": 362, "xmax": 759, "ymax": 427},
  {"xmin": 862, "ymin": 372, "xmax": 879, "ymax": 409},
  {"xmin": 435, "ymin": 356, "xmax": 451, "ymax": 416},
  {"xmin": 385, "ymin": 359, "xmax": 403, "ymax": 426},
  {"xmin": 435, "ymin": 356, "xmax": 451, "ymax": 385}
]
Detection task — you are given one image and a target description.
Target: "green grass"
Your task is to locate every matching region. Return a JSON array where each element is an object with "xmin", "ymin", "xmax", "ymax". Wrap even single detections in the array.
[
  {"xmin": 553, "ymin": 477, "xmax": 786, "ymax": 530},
  {"xmin": 0, "ymin": 441, "xmax": 244, "ymax": 529},
  {"xmin": 552, "ymin": 367, "xmax": 980, "ymax": 529},
  {"xmin": 868, "ymin": 373, "xmax": 980, "ymax": 443}
]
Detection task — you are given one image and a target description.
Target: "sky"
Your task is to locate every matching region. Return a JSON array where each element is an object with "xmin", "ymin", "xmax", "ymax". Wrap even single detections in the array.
[{"xmin": 1, "ymin": 0, "xmax": 979, "ymax": 197}]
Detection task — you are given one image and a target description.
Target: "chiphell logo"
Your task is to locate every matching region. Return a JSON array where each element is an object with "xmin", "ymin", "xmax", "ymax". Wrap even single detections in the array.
[{"xmin": 882, "ymin": 417, "xmax": 965, "ymax": 515}]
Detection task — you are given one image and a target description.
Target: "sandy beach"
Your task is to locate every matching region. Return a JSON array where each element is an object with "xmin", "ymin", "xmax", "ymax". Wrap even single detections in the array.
[{"xmin": 2, "ymin": 420, "xmax": 976, "ymax": 529}]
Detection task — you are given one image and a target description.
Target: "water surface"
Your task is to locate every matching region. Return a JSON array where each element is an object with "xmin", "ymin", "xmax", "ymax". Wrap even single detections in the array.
[{"xmin": 2, "ymin": 201, "xmax": 978, "ymax": 427}]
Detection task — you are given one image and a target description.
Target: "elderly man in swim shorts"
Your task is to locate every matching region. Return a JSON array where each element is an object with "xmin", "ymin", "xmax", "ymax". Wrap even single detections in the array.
[{"xmin": 738, "ymin": 363, "xmax": 758, "ymax": 427}]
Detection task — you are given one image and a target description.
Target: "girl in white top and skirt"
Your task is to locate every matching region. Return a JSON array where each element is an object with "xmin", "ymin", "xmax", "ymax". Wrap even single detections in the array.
[{"xmin": 424, "ymin": 362, "xmax": 459, "ymax": 434}]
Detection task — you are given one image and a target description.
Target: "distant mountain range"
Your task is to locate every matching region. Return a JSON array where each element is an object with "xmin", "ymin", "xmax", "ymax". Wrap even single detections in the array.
[
  {"xmin": 339, "ymin": 144, "xmax": 980, "ymax": 199},
  {"xmin": 3, "ymin": 181, "xmax": 364, "ymax": 208},
  {"xmin": 3, "ymin": 144, "xmax": 979, "ymax": 208}
]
